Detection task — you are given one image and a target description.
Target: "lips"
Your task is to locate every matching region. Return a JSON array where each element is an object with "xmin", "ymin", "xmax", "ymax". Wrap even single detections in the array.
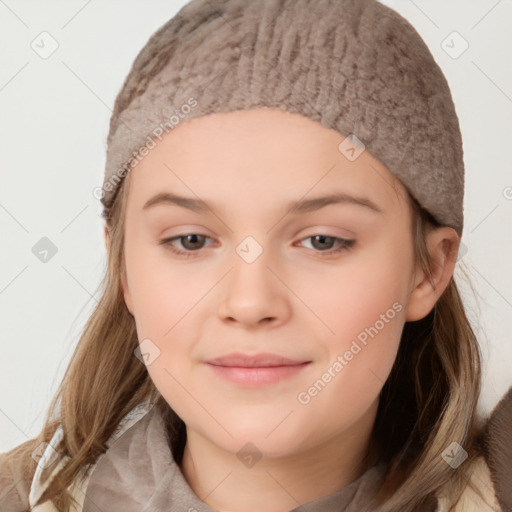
[
  {"xmin": 205, "ymin": 352, "xmax": 310, "ymax": 368},
  {"xmin": 205, "ymin": 352, "xmax": 312, "ymax": 386}
]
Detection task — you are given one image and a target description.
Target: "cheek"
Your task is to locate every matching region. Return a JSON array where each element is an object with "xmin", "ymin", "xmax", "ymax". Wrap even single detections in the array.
[
  {"xmin": 124, "ymin": 243, "xmax": 208, "ymax": 413},
  {"xmin": 296, "ymin": 246, "xmax": 410, "ymax": 414},
  {"xmin": 319, "ymin": 260, "xmax": 408, "ymax": 438},
  {"xmin": 294, "ymin": 296, "xmax": 404, "ymax": 449},
  {"xmin": 304, "ymin": 242, "xmax": 410, "ymax": 345},
  {"xmin": 124, "ymin": 240, "xmax": 207, "ymax": 336}
]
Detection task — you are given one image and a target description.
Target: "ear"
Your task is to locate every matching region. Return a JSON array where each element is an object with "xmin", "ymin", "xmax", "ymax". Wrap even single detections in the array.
[
  {"xmin": 405, "ymin": 227, "xmax": 460, "ymax": 322},
  {"xmin": 103, "ymin": 225, "xmax": 111, "ymax": 253},
  {"xmin": 104, "ymin": 224, "xmax": 134, "ymax": 316}
]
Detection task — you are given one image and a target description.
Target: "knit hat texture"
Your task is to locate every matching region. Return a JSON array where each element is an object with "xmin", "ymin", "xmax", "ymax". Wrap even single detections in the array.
[{"xmin": 100, "ymin": 0, "xmax": 465, "ymax": 236}]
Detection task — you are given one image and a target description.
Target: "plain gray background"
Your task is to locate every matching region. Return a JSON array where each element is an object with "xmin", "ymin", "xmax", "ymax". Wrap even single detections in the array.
[{"xmin": 1, "ymin": 0, "xmax": 511, "ymax": 453}]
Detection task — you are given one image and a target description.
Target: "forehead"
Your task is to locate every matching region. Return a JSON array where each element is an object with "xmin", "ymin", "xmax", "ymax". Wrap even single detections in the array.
[{"xmin": 124, "ymin": 108, "xmax": 408, "ymax": 215}]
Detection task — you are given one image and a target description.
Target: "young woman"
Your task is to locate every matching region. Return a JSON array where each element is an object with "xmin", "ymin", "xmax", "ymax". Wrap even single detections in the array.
[{"xmin": 0, "ymin": 0, "xmax": 505, "ymax": 510}]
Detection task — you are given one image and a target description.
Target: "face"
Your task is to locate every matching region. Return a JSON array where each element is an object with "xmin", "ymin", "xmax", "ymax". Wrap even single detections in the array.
[{"xmin": 117, "ymin": 108, "xmax": 426, "ymax": 459}]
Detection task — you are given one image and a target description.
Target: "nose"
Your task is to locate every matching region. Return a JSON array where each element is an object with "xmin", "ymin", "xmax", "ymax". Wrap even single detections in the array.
[{"xmin": 217, "ymin": 249, "xmax": 291, "ymax": 329}]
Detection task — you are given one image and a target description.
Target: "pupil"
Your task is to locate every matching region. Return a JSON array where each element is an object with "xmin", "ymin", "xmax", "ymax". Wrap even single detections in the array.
[
  {"xmin": 314, "ymin": 235, "xmax": 332, "ymax": 250},
  {"xmin": 185, "ymin": 234, "xmax": 202, "ymax": 249}
]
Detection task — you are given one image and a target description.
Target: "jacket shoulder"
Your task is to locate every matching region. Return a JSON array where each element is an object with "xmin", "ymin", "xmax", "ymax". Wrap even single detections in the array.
[
  {"xmin": 0, "ymin": 438, "xmax": 41, "ymax": 512},
  {"xmin": 483, "ymin": 384, "xmax": 512, "ymax": 512},
  {"xmin": 437, "ymin": 455, "xmax": 502, "ymax": 512}
]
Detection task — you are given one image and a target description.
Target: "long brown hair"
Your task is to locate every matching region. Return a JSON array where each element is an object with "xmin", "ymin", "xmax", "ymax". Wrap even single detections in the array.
[{"xmin": 5, "ymin": 165, "xmax": 490, "ymax": 511}]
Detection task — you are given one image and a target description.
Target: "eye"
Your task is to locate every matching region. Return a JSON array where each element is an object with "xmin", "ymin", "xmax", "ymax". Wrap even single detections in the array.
[
  {"xmin": 160, "ymin": 233, "xmax": 355, "ymax": 258},
  {"xmin": 296, "ymin": 235, "xmax": 356, "ymax": 255},
  {"xmin": 160, "ymin": 234, "xmax": 213, "ymax": 258}
]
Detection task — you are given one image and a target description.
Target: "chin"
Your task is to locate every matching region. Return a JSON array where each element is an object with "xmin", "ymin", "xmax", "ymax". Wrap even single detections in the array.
[{"xmin": 201, "ymin": 418, "xmax": 309, "ymax": 459}]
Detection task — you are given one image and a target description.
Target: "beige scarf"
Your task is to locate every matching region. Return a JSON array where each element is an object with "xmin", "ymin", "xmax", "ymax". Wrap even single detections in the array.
[{"xmin": 28, "ymin": 402, "xmax": 499, "ymax": 512}]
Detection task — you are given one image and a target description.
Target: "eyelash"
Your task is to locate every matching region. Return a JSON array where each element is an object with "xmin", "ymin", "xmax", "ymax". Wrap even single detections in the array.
[{"xmin": 159, "ymin": 234, "xmax": 356, "ymax": 259}]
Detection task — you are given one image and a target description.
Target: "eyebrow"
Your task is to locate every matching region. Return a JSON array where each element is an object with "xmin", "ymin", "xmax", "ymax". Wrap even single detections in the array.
[{"xmin": 142, "ymin": 191, "xmax": 384, "ymax": 215}]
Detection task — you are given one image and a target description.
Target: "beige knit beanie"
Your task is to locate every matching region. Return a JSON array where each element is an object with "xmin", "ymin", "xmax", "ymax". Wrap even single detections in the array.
[{"xmin": 98, "ymin": 0, "xmax": 465, "ymax": 236}]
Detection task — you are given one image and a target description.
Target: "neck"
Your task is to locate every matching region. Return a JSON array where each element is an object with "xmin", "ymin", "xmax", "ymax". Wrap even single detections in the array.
[{"xmin": 179, "ymin": 400, "xmax": 380, "ymax": 512}]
